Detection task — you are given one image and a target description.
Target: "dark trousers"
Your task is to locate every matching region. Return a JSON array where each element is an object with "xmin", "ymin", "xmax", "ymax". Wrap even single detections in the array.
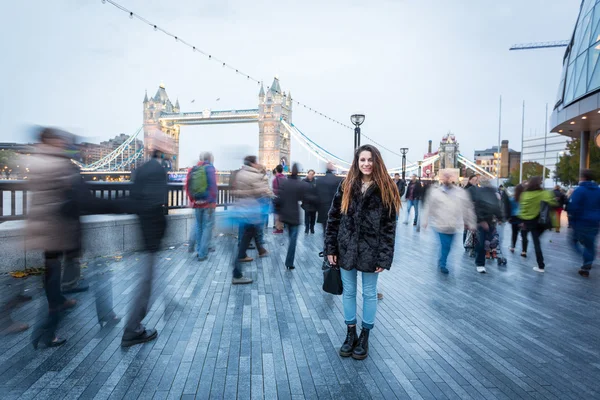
[
  {"xmin": 523, "ymin": 220, "xmax": 546, "ymax": 269},
  {"xmin": 510, "ymin": 223, "xmax": 528, "ymax": 250},
  {"xmin": 235, "ymin": 224, "xmax": 257, "ymax": 278},
  {"xmin": 304, "ymin": 210, "xmax": 316, "ymax": 232},
  {"xmin": 44, "ymin": 251, "xmax": 68, "ymax": 309},
  {"xmin": 570, "ymin": 226, "xmax": 599, "ymax": 268},
  {"xmin": 61, "ymin": 248, "xmax": 82, "ymax": 290},
  {"xmin": 475, "ymin": 226, "xmax": 490, "ymax": 267},
  {"xmin": 286, "ymin": 224, "xmax": 300, "ymax": 267},
  {"xmin": 124, "ymin": 210, "xmax": 165, "ymax": 338}
]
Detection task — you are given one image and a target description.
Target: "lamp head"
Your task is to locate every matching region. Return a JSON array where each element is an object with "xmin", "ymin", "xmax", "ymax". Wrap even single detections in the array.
[{"xmin": 351, "ymin": 114, "xmax": 365, "ymax": 126}]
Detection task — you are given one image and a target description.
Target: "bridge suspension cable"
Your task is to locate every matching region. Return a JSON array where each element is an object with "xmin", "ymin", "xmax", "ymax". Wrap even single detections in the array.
[{"xmin": 80, "ymin": 126, "xmax": 144, "ymax": 171}]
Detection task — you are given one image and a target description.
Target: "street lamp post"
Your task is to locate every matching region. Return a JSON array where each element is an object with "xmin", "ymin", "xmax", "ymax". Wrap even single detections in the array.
[
  {"xmin": 418, "ymin": 160, "xmax": 423, "ymax": 179},
  {"xmin": 400, "ymin": 148, "xmax": 409, "ymax": 181},
  {"xmin": 351, "ymin": 114, "xmax": 365, "ymax": 151}
]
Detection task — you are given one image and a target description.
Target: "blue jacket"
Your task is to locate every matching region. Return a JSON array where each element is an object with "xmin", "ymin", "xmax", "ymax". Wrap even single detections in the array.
[{"xmin": 568, "ymin": 181, "xmax": 600, "ymax": 229}]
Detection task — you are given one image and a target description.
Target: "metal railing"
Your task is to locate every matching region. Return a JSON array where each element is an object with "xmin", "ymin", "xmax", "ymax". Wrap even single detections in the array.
[{"xmin": 0, "ymin": 180, "xmax": 234, "ymax": 222}]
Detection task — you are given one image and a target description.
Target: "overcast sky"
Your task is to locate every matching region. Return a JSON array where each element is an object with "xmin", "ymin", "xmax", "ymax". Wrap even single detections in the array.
[{"xmin": 1, "ymin": 0, "xmax": 580, "ymax": 170}]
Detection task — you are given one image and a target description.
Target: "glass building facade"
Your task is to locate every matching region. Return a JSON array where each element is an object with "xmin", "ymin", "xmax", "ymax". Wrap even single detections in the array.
[{"xmin": 556, "ymin": 0, "xmax": 600, "ymax": 107}]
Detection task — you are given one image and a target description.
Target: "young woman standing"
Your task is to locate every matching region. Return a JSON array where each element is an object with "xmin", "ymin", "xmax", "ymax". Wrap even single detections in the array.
[{"xmin": 325, "ymin": 145, "xmax": 400, "ymax": 360}]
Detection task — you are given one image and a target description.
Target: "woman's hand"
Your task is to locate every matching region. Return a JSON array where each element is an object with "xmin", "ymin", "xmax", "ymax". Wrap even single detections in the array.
[
  {"xmin": 327, "ymin": 255, "xmax": 337, "ymax": 265},
  {"xmin": 375, "ymin": 267, "xmax": 385, "ymax": 273}
]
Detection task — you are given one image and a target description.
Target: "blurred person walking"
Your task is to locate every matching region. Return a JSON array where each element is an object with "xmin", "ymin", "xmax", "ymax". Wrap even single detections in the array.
[
  {"xmin": 186, "ymin": 152, "xmax": 217, "ymax": 261},
  {"xmin": 302, "ymin": 169, "xmax": 318, "ymax": 234},
  {"xmin": 27, "ymin": 128, "xmax": 84, "ymax": 348},
  {"xmin": 553, "ymin": 185, "xmax": 567, "ymax": 233},
  {"xmin": 421, "ymin": 170, "xmax": 476, "ymax": 273},
  {"xmin": 326, "ymin": 145, "xmax": 400, "ymax": 360},
  {"xmin": 232, "ymin": 156, "xmax": 272, "ymax": 284},
  {"xmin": 278, "ymin": 164, "xmax": 316, "ymax": 270},
  {"xmin": 508, "ymin": 184, "xmax": 528, "ymax": 255},
  {"xmin": 567, "ymin": 169, "xmax": 600, "ymax": 277},
  {"xmin": 518, "ymin": 176, "xmax": 557, "ymax": 273},
  {"xmin": 120, "ymin": 137, "xmax": 172, "ymax": 347},
  {"xmin": 393, "ymin": 173, "xmax": 406, "ymax": 198},
  {"xmin": 472, "ymin": 179, "xmax": 502, "ymax": 273},
  {"xmin": 272, "ymin": 165, "xmax": 286, "ymax": 233},
  {"xmin": 463, "ymin": 174, "xmax": 479, "ymax": 246},
  {"xmin": 316, "ymin": 163, "xmax": 342, "ymax": 236},
  {"xmin": 403, "ymin": 174, "xmax": 422, "ymax": 226}
]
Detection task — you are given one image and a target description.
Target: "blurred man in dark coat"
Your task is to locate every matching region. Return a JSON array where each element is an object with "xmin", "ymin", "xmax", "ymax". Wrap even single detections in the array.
[{"xmin": 121, "ymin": 135, "xmax": 171, "ymax": 347}]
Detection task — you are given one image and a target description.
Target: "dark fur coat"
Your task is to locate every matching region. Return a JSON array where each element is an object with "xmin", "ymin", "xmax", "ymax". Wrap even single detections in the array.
[{"xmin": 325, "ymin": 182, "xmax": 397, "ymax": 272}]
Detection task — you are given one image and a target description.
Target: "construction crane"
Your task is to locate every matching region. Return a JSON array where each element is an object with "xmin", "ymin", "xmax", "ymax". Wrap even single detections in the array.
[{"xmin": 509, "ymin": 40, "xmax": 569, "ymax": 51}]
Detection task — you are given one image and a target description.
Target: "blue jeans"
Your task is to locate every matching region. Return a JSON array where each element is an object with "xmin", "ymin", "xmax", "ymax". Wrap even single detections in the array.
[
  {"xmin": 438, "ymin": 232, "xmax": 455, "ymax": 269},
  {"xmin": 285, "ymin": 224, "xmax": 300, "ymax": 267},
  {"xmin": 404, "ymin": 200, "xmax": 419, "ymax": 224},
  {"xmin": 570, "ymin": 226, "xmax": 599, "ymax": 268},
  {"xmin": 340, "ymin": 268, "xmax": 379, "ymax": 329},
  {"xmin": 195, "ymin": 208, "xmax": 215, "ymax": 258}
]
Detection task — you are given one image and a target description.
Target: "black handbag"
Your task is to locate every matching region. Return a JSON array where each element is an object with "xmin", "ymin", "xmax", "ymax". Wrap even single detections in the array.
[
  {"xmin": 322, "ymin": 258, "xmax": 343, "ymax": 295},
  {"xmin": 538, "ymin": 200, "xmax": 553, "ymax": 230}
]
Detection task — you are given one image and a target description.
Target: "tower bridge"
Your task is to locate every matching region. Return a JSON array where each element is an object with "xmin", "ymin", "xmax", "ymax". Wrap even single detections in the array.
[{"xmin": 143, "ymin": 77, "xmax": 291, "ymax": 171}]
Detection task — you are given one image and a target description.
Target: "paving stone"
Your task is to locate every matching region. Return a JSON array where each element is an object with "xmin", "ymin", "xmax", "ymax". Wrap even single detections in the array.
[{"xmin": 0, "ymin": 225, "xmax": 599, "ymax": 399}]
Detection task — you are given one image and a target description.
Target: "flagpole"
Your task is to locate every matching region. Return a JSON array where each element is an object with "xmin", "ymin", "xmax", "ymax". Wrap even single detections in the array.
[{"xmin": 519, "ymin": 100, "xmax": 525, "ymax": 184}]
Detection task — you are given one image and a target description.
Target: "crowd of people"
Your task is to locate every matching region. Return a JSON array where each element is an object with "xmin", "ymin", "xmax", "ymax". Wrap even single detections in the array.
[{"xmin": 2, "ymin": 128, "xmax": 599, "ymax": 365}]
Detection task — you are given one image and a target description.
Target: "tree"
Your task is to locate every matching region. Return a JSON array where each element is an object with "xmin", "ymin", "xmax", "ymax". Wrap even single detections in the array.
[
  {"xmin": 555, "ymin": 138, "xmax": 600, "ymax": 186},
  {"xmin": 506, "ymin": 161, "xmax": 549, "ymax": 186},
  {"xmin": 0, "ymin": 150, "xmax": 18, "ymax": 179}
]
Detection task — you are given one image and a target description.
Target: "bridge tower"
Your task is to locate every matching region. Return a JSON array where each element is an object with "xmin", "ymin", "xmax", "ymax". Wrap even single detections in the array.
[
  {"xmin": 143, "ymin": 83, "xmax": 181, "ymax": 169},
  {"xmin": 258, "ymin": 77, "xmax": 292, "ymax": 171},
  {"xmin": 438, "ymin": 132, "xmax": 459, "ymax": 170}
]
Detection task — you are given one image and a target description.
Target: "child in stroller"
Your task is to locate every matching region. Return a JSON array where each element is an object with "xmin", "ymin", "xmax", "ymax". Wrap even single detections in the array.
[{"xmin": 484, "ymin": 219, "xmax": 507, "ymax": 265}]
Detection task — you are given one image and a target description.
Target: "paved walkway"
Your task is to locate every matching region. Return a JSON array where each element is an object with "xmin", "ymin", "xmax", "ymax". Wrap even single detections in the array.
[{"xmin": 0, "ymin": 223, "xmax": 599, "ymax": 399}]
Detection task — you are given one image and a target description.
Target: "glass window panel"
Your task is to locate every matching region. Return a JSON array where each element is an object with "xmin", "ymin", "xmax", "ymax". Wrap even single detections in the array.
[
  {"xmin": 575, "ymin": 12, "xmax": 591, "ymax": 50},
  {"xmin": 574, "ymin": 62, "xmax": 588, "ymax": 98},
  {"xmin": 564, "ymin": 62, "xmax": 576, "ymax": 104},
  {"xmin": 590, "ymin": 5, "xmax": 600, "ymax": 45},
  {"xmin": 556, "ymin": 77, "xmax": 566, "ymax": 104},
  {"xmin": 583, "ymin": 0, "xmax": 595, "ymax": 16},
  {"xmin": 578, "ymin": 18, "xmax": 592, "ymax": 54},
  {"xmin": 589, "ymin": 47, "xmax": 600, "ymax": 92},
  {"xmin": 587, "ymin": 44, "xmax": 600, "ymax": 87}
]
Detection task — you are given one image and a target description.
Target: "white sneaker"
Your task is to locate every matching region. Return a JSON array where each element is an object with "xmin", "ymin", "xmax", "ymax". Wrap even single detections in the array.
[
  {"xmin": 477, "ymin": 266, "xmax": 486, "ymax": 273},
  {"xmin": 533, "ymin": 267, "xmax": 545, "ymax": 273}
]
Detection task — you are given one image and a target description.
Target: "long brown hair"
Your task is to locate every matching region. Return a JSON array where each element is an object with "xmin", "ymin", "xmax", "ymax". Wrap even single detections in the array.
[
  {"xmin": 340, "ymin": 145, "xmax": 401, "ymax": 216},
  {"xmin": 526, "ymin": 176, "xmax": 543, "ymax": 191}
]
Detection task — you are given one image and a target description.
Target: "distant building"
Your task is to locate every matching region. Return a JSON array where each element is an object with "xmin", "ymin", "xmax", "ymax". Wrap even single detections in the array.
[{"xmin": 474, "ymin": 140, "xmax": 520, "ymax": 178}]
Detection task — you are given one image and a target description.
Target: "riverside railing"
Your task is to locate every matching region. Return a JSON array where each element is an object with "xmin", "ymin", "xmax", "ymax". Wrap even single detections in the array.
[{"xmin": 0, "ymin": 181, "xmax": 235, "ymax": 222}]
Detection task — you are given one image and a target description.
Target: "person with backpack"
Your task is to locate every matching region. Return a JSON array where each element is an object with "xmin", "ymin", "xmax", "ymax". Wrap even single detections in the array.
[
  {"xmin": 473, "ymin": 178, "xmax": 502, "ymax": 273},
  {"xmin": 185, "ymin": 152, "xmax": 217, "ymax": 261},
  {"xmin": 272, "ymin": 165, "xmax": 286, "ymax": 234},
  {"xmin": 567, "ymin": 169, "xmax": 600, "ymax": 277},
  {"xmin": 518, "ymin": 176, "xmax": 557, "ymax": 273}
]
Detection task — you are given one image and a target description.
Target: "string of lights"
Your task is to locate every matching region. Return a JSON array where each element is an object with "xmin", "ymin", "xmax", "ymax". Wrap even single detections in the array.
[{"xmin": 101, "ymin": 0, "xmax": 406, "ymax": 160}]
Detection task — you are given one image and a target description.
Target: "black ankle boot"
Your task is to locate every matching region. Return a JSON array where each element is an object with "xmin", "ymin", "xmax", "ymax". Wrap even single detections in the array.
[
  {"xmin": 339, "ymin": 325, "xmax": 358, "ymax": 357},
  {"xmin": 352, "ymin": 328, "xmax": 370, "ymax": 360}
]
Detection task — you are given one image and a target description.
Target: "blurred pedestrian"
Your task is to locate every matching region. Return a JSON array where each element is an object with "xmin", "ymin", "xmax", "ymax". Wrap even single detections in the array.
[
  {"xmin": 403, "ymin": 174, "xmax": 422, "ymax": 226},
  {"xmin": 567, "ymin": 169, "xmax": 600, "ymax": 277},
  {"xmin": 278, "ymin": 163, "xmax": 316, "ymax": 269},
  {"xmin": 316, "ymin": 163, "xmax": 342, "ymax": 236},
  {"xmin": 553, "ymin": 185, "xmax": 567, "ymax": 232},
  {"xmin": 326, "ymin": 145, "xmax": 400, "ymax": 360},
  {"xmin": 232, "ymin": 156, "xmax": 271, "ymax": 284},
  {"xmin": 302, "ymin": 169, "xmax": 318, "ymax": 234},
  {"xmin": 421, "ymin": 170, "xmax": 476, "ymax": 273},
  {"xmin": 508, "ymin": 184, "xmax": 528, "ymax": 255},
  {"xmin": 120, "ymin": 138, "xmax": 172, "ymax": 347},
  {"xmin": 518, "ymin": 176, "xmax": 557, "ymax": 273},
  {"xmin": 463, "ymin": 174, "xmax": 479, "ymax": 246},
  {"xmin": 393, "ymin": 173, "xmax": 406, "ymax": 198},
  {"xmin": 1, "ymin": 283, "xmax": 31, "ymax": 334},
  {"xmin": 272, "ymin": 165, "xmax": 286, "ymax": 233},
  {"xmin": 27, "ymin": 128, "xmax": 82, "ymax": 348},
  {"xmin": 186, "ymin": 152, "xmax": 217, "ymax": 261},
  {"xmin": 472, "ymin": 178, "xmax": 502, "ymax": 273}
]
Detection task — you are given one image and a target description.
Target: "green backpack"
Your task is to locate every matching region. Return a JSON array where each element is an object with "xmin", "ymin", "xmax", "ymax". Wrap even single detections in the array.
[{"xmin": 189, "ymin": 165, "xmax": 208, "ymax": 200}]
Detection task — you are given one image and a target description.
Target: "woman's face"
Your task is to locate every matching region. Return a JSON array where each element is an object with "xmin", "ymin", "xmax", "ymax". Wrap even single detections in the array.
[{"xmin": 358, "ymin": 151, "xmax": 373, "ymax": 176}]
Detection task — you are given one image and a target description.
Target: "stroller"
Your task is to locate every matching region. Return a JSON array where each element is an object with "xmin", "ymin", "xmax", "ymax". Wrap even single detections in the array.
[{"xmin": 464, "ymin": 220, "xmax": 507, "ymax": 266}]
